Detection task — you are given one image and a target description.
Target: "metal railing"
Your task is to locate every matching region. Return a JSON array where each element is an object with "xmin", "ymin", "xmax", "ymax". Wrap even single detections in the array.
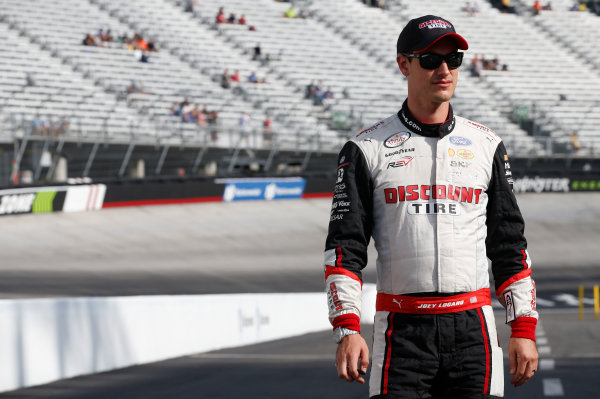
[{"xmin": 0, "ymin": 111, "xmax": 345, "ymax": 185}]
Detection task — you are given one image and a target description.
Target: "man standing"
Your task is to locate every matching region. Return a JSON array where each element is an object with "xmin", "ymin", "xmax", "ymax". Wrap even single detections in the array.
[
  {"xmin": 238, "ymin": 111, "xmax": 252, "ymax": 145},
  {"xmin": 324, "ymin": 15, "xmax": 538, "ymax": 398}
]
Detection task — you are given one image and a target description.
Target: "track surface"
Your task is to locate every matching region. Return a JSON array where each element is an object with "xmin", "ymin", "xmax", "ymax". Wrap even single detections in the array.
[
  {"xmin": 1, "ymin": 194, "xmax": 600, "ymax": 298},
  {"xmin": 1, "ymin": 194, "xmax": 599, "ymax": 397}
]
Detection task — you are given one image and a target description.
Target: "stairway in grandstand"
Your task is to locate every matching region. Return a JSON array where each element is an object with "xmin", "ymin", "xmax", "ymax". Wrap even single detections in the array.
[{"xmin": 1, "ymin": 0, "xmax": 599, "ymax": 156}]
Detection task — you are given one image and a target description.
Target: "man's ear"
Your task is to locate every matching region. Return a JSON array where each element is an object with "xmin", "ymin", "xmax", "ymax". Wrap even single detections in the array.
[{"xmin": 397, "ymin": 54, "xmax": 410, "ymax": 77}]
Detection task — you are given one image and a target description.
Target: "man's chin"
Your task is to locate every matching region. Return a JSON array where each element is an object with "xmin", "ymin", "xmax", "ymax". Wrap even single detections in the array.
[{"xmin": 433, "ymin": 90, "xmax": 454, "ymax": 104}]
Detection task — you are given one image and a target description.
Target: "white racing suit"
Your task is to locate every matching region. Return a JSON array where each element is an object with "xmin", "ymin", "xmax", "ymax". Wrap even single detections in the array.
[{"xmin": 324, "ymin": 101, "xmax": 537, "ymax": 398}]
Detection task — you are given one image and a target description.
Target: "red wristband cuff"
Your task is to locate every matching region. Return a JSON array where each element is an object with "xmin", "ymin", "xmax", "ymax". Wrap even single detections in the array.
[
  {"xmin": 510, "ymin": 317, "xmax": 537, "ymax": 341},
  {"xmin": 332, "ymin": 313, "xmax": 360, "ymax": 332}
]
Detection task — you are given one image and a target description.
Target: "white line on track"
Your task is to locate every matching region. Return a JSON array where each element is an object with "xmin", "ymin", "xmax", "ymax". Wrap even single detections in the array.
[
  {"xmin": 543, "ymin": 378, "xmax": 565, "ymax": 396},
  {"xmin": 539, "ymin": 358, "xmax": 555, "ymax": 371},
  {"xmin": 538, "ymin": 346, "xmax": 552, "ymax": 356},
  {"xmin": 537, "ymin": 328, "xmax": 546, "ymax": 337},
  {"xmin": 535, "ymin": 298, "xmax": 556, "ymax": 307},
  {"xmin": 537, "ymin": 323, "xmax": 564, "ymax": 397}
]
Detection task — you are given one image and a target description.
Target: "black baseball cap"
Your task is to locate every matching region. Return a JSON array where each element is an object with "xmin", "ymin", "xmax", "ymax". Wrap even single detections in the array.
[{"xmin": 397, "ymin": 15, "xmax": 468, "ymax": 54}]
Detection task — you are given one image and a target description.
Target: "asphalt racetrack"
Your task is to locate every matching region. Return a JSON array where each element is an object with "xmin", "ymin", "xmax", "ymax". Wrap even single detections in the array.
[{"xmin": 1, "ymin": 193, "xmax": 600, "ymax": 398}]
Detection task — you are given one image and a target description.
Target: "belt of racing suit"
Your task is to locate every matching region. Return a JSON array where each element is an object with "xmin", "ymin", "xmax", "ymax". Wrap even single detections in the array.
[{"xmin": 376, "ymin": 288, "xmax": 491, "ymax": 314}]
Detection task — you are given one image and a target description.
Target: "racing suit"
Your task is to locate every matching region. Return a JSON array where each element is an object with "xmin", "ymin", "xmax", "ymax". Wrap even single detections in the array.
[{"xmin": 325, "ymin": 101, "xmax": 538, "ymax": 398}]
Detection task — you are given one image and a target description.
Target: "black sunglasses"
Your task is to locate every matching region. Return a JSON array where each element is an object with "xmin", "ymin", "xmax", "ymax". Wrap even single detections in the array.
[{"xmin": 400, "ymin": 51, "xmax": 464, "ymax": 70}]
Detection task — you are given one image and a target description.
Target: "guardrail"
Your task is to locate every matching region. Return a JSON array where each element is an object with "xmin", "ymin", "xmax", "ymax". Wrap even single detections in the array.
[{"xmin": 1, "ymin": 113, "xmax": 346, "ymax": 185}]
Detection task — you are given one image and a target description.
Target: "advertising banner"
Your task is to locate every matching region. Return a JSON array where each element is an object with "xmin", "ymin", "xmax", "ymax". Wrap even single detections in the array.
[
  {"xmin": 218, "ymin": 178, "xmax": 307, "ymax": 202},
  {"xmin": 513, "ymin": 175, "xmax": 600, "ymax": 193},
  {"xmin": 0, "ymin": 185, "xmax": 106, "ymax": 216}
]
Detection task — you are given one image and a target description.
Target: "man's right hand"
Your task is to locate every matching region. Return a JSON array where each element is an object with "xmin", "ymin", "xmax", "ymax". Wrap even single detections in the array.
[{"xmin": 336, "ymin": 333, "xmax": 370, "ymax": 384}]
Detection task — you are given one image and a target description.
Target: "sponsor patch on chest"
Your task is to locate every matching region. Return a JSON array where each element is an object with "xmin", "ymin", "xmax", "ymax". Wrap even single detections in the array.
[
  {"xmin": 407, "ymin": 202, "xmax": 460, "ymax": 215},
  {"xmin": 384, "ymin": 132, "xmax": 411, "ymax": 148}
]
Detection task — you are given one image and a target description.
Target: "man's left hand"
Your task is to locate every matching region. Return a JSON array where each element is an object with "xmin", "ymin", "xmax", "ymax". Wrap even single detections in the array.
[{"xmin": 509, "ymin": 337, "xmax": 538, "ymax": 387}]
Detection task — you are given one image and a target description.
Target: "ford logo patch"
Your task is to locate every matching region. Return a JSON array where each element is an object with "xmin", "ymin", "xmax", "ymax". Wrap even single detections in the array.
[{"xmin": 449, "ymin": 136, "xmax": 472, "ymax": 146}]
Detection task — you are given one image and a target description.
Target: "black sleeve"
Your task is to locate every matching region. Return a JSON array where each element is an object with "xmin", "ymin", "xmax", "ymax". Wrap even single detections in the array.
[
  {"xmin": 324, "ymin": 141, "xmax": 374, "ymax": 282},
  {"xmin": 486, "ymin": 141, "xmax": 528, "ymax": 291}
]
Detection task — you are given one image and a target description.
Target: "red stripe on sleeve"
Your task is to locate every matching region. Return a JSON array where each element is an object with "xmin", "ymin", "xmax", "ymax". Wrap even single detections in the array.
[
  {"xmin": 521, "ymin": 250, "xmax": 530, "ymax": 270},
  {"xmin": 332, "ymin": 313, "xmax": 360, "ymax": 332},
  {"xmin": 495, "ymin": 268, "xmax": 532, "ymax": 297},
  {"xmin": 336, "ymin": 247, "xmax": 343, "ymax": 267},
  {"xmin": 324, "ymin": 266, "xmax": 362, "ymax": 287}
]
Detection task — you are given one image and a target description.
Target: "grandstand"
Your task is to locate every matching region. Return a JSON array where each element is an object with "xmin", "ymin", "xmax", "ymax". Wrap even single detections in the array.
[{"xmin": 1, "ymin": 0, "xmax": 599, "ymax": 185}]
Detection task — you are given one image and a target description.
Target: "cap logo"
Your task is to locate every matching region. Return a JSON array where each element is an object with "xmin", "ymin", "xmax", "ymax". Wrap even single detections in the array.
[{"xmin": 419, "ymin": 20, "xmax": 452, "ymax": 29}]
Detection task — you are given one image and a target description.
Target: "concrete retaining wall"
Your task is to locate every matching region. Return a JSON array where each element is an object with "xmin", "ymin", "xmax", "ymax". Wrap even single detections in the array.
[{"xmin": 0, "ymin": 285, "xmax": 377, "ymax": 393}]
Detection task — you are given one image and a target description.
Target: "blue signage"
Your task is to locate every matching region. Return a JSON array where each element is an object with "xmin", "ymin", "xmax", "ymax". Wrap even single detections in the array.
[{"xmin": 221, "ymin": 178, "xmax": 306, "ymax": 202}]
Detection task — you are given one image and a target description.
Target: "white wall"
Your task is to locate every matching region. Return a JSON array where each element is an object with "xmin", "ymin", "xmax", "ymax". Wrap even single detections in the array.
[{"xmin": 0, "ymin": 285, "xmax": 377, "ymax": 393}]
